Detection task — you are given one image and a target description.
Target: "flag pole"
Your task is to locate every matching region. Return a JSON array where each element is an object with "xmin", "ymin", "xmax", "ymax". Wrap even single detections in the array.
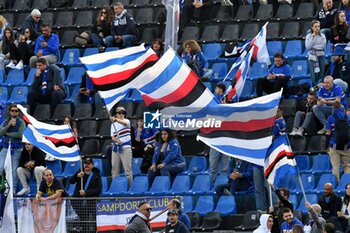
[{"xmin": 268, "ymin": 184, "xmax": 274, "ymax": 208}]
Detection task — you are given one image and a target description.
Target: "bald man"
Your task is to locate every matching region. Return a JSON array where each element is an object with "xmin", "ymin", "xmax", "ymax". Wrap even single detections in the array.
[
  {"xmin": 305, "ymin": 202, "xmax": 326, "ymax": 232},
  {"xmin": 318, "ymin": 183, "xmax": 342, "ymax": 221}
]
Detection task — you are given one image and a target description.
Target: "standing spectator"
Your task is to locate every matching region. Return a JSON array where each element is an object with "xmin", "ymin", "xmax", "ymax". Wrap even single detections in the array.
[
  {"xmin": 256, "ymin": 53, "xmax": 291, "ymax": 97},
  {"xmin": 318, "ymin": 183, "xmax": 342, "ymax": 221},
  {"xmin": 74, "ymin": 72, "xmax": 98, "ymax": 106},
  {"xmin": 333, "ymin": 183, "xmax": 350, "ymax": 232},
  {"xmin": 165, "ymin": 209, "xmax": 189, "ymax": 233},
  {"xmin": 326, "ymin": 46, "xmax": 350, "ymax": 93},
  {"xmin": 166, "ymin": 199, "xmax": 191, "ymax": 231},
  {"xmin": 104, "ymin": 2, "xmax": 137, "ymax": 48},
  {"xmin": 313, "ymin": 76, "xmax": 347, "ymax": 134},
  {"xmin": 330, "ymin": 11, "xmax": 349, "ymax": 45},
  {"xmin": 253, "ymin": 214, "xmax": 274, "ymax": 233},
  {"xmin": 273, "ymin": 105, "xmax": 286, "ymax": 140},
  {"xmin": 0, "ymin": 27, "xmax": 18, "ymax": 70},
  {"xmin": 70, "ymin": 158, "xmax": 102, "ymax": 231},
  {"xmin": 181, "ymin": 39, "xmax": 213, "ymax": 80},
  {"xmin": 290, "ymin": 91, "xmax": 318, "ymax": 136},
  {"xmin": 304, "ymin": 202, "xmax": 326, "ymax": 233},
  {"xmin": 0, "ymin": 15, "xmax": 10, "ymax": 41},
  {"xmin": 314, "ymin": 0, "xmax": 337, "ymax": 39},
  {"xmin": 0, "ymin": 104, "xmax": 25, "ymax": 191},
  {"xmin": 125, "ymin": 202, "xmax": 152, "ymax": 233},
  {"xmin": 36, "ymin": 168, "xmax": 68, "ymax": 201},
  {"xmin": 148, "ymin": 129, "xmax": 186, "ymax": 185},
  {"xmin": 325, "ymin": 101, "xmax": 350, "ymax": 182},
  {"xmin": 15, "ymin": 27, "xmax": 37, "ymax": 69},
  {"xmin": 214, "ymin": 158, "xmax": 254, "ymax": 196},
  {"xmin": 91, "ymin": 7, "xmax": 112, "ymax": 51},
  {"xmin": 16, "ymin": 143, "xmax": 46, "ymax": 196},
  {"xmin": 209, "ymin": 148, "xmax": 229, "ymax": 184},
  {"xmin": 110, "ymin": 106, "xmax": 133, "ymax": 185},
  {"xmin": 280, "ymin": 208, "xmax": 304, "ymax": 232},
  {"xmin": 29, "ymin": 23, "xmax": 59, "ymax": 68},
  {"xmin": 22, "ymin": 9, "xmax": 42, "ymax": 36},
  {"xmin": 27, "ymin": 58, "xmax": 66, "ymax": 114},
  {"xmin": 338, "ymin": 0, "xmax": 350, "ymax": 25},
  {"xmin": 151, "ymin": 38, "xmax": 164, "ymax": 58},
  {"xmin": 305, "ymin": 20, "xmax": 327, "ymax": 86}
]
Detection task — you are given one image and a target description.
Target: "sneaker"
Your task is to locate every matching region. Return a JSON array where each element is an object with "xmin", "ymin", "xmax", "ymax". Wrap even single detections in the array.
[
  {"xmin": 289, "ymin": 127, "xmax": 298, "ymax": 136},
  {"xmin": 16, "ymin": 187, "xmax": 30, "ymax": 196},
  {"xmin": 15, "ymin": 61, "xmax": 23, "ymax": 70},
  {"xmin": 317, "ymin": 127, "xmax": 327, "ymax": 135},
  {"xmin": 345, "ymin": 42, "xmax": 350, "ymax": 51},
  {"xmin": 6, "ymin": 61, "xmax": 16, "ymax": 69},
  {"xmin": 295, "ymin": 127, "xmax": 304, "ymax": 136}
]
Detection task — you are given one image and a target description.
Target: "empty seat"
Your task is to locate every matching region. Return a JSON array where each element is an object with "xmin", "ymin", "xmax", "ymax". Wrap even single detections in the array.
[
  {"xmin": 51, "ymin": 103, "xmax": 71, "ymax": 121},
  {"xmin": 3, "ymin": 69, "xmax": 25, "ymax": 87},
  {"xmin": 193, "ymin": 196, "xmax": 214, "ymax": 216},
  {"xmin": 284, "ymin": 40, "xmax": 304, "ymax": 60},
  {"xmin": 83, "ymin": 47, "xmax": 99, "ymax": 57},
  {"xmin": 97, "ymin": 119, "xmax": 112, "ymax": 138},
  {"xmin": 281, "ymin": 99, "xmax": 297, "ymax": 116},
  {"xmin": 70, "ymin": 0, "xmax": 89, "ymax": 9},
  {"xmin": 293, "ymin": 173, "xmax": 315, "ymax": 194},
  {"xmin": 301, "ymin": 21, "xmax": 312, "ymax": 38},
  {"xmin": 274, "ymin": 4, "xmax": 294, "ymax": 20},
  {"xmin": 211, "ymin": 63, "xmax": 227, "ymax": 81},
  {"xmin": 289, "ymin": 136, "xmax": 306, "ymax": 152},
  {"xmin": 241, "ymin": 23, "xmax": 260, "ymax": 41},
  {"xmin": 2, "ymin": 13, "xmax": 14, "ymax": 27},
  {"xmin": 41, "ymin": 12, "xmax": 54, "ymax": 28},
  {"xmin": 12, "ymin": 0, "xmax": 31, "ymax": 12},
  {"xmin": 31, "ymin": 0, "xmax": 50, "ymax": 10},
  {"xmin": 145, "ymin": 176, "xmax": 171, "ymax": 195},
  {"xmin": 184, "ymin": 196, "xmax": 194, "ymax": 213},
  {"xmin": 65, "ymin": 67, "xmax": 86, "ymax": 85},
  {"xmin": 187, "ymin": 174, "xmax": 211, "ymax": 195},
  {"xmin": 179, "ymin": 26, "xmax": 200, "ymax": 42},
  {"xmin": 295, "ymin": 155, "xmax": 310, "ymax": 172},
  {"xmin": 132, "ymin": 0, "xmax": 150, "ymax": 6},
  {"xmin": 78, "ymin": 120, "xmax": 97, "ymax": 138},
  {"xmin": 140, "ymin": 27, "xmax": 158, "ymax": 44},
  {"xmin": 59, "ymin": 161, "xmax": 80, "ymax": 177},
  {"xmin": 185, "ymin": 156, "xmax": 207, "ymax": 175},
  {"xmin": 200, "ymin": 25, "xmax": 220, "ymax": 43},
  {"xmin": 234, "ymin": 5, "xmax": 253, "ymax": 21},
  {"xmin": 254, "ymin": 4, "xmax": 273, "ymax": 21},
  {"xmin": 291, "ymin": 60, "xmax": 310, "ymax": 80},
  {"xmin": 93, "ymin": 103, "xmax": 109, "ymax": 119},
  {"xmin": 214, "ymin": 196, "xmax": 237, "ymax": 215},
  {"xmin": 90, "ymin": 0, "xmax": 110, "ymax": 8},
  {"xmin": 81, "ymin": 139, "xmax": 100, "ymax": 156},
  {"xmin": 60, "ymin": 30, "xmax": 79, "ymax": 47},
  {"xmin": 306, "ymin": 154, "xmax": 331, "ymax": 174},
  {"xmin": 306, "ymin": 135, "xmax": 328, "ymax": 152},
  {"xmin": 132, "ymin": 158, "xmax": 142, "ymax": 176},
  {"xmin": 220, "ymin": 24, "xmax": 240, "ymax": 42},
  {"xmin": 7, "ymin": 86, "xmax": 28, "ymax": 104},
  {"xmin": 61, "ymin": 48, "xmax": 81, "ymax": 66},
  {"xmin": 214, "ymin": 5, "xmax": 234, "ymax": 22},
  {"xmin": 234, "ymin": 211, "xmax": 261, "ymax": 231},
  {"xmin": 46, "ymin": 159, "xmax": 62, "ymax": 176},
  {"xmin": 276, "ymin": 174, "xmax": 295, "ymax": 191},
  {"xmin": 294, "ymin": 2, "xmax": 314, "ymax": 19},
  {"xmin": 102, "ymin": 176, "xmax": 128, "ymax": 196},
  {"xmin": 169, "ymin": 175, "xmax": 191, "ymax": 195},
  {"xmin": 64, "ymin": 85, "xmax": 80, "ymax": 104},
  {"xmin": 248, "ymin": 62, "xmax": 268, "ymax": 80},
  {"xmin": 187, "ymin": 211, "xmax": 201, "ymax": 228},
  {"xmin": 203, "ymin": 43, "xmax": 223, "ymax": 61},
  {"xmin": 0, "ymin": 86, "xmax": 8, "ymax": 105},
  {"xmin": 335, "ymin": 174, "xmax": 350, "ymax": 194},
  {"xmin": 14, "ymin": 13, "xmax": 27, "ymax": 30},
  {"xmin": 197, "ymin": 212, "xmax": 222, "ymax": 230},
  {"xmin": 74, "ymin": 11, "xmax": 93, "ymax": 27},
  {"xmin": 298, "ymin": 194, "xmax": 318, "ymax": 214},
  {"xmin": 73, "ymin": 103, "xmax": 93, "ymax": 120},
  {"xmin": 266, "ymin": 22, "xmax": 280, "ymax": 39},
  {"xmin": 126, "ymin": 176, "xmax": 149, "ymax": 196},
  {"xmin": 267, "ymin": 41, "xmax": 283, "ymax": 59},
  {"xmin": 135, "ymin": 8, "xmax": 154, "ymax": 25},
  {"xmin": 33, "ymin": 104, "xmax": 51, "ymax": 121},
  {"xmin": 280, "ymin": 22, "xmax": 300, "ymax": 40},
  {"xmin": 54, "ymin": 12, "xmax": 74, "ymax": 28}
]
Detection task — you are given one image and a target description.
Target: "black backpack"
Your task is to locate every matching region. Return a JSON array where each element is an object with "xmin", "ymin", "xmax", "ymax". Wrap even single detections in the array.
[{"xmin": 334, "ymin": 112, "xmax": 350, "ymax": 150}]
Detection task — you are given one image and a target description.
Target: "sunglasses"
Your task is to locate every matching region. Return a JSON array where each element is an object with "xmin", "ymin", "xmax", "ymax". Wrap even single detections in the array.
[
  {"xmin": 101, "ymin": 11, "xmax": 107, "ymax": 14},
  {"xmin": 117, "ymin": 112, "xmax": 126, "ymax": 115},
  {"xmin": 10, "ymin": 109, "xmax": 19, "ymax": 112},
  {"xmin": 25, "ymin": 31, "xmax": 30, "ymax": 33},
  {"xmin": 142, "ymin": 208, "xmax": 152, "ymax": 212}
]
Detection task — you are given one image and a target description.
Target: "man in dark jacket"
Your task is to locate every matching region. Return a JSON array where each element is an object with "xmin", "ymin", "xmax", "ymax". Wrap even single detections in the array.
[
  {"xmin": 16, "ymin": 143, "xmax": 46, "ymax": 196},
  {"xmin": 318, "ymin": 183, "xmax": 342, "ymax": 221},
  {"xmin": 22, "ymin": 9, "xmax": 42, "ymax": 36},
  {"xmin": 104, "ymin": 2, "xmax": 137, "ymax": 48},
  {"xmin": 166, "ymin": 199, "xmax": 191, "ymax": 231},
  {"xmin": 165, "ymin": 209, "xmax": 189, "ymax": 233},
  {"xmin": 70, "ymin": 158, "xmax": 102, "ymax": 231},
  {"xmin": 27, "ymin": 57, "xmax": 66, "ymax": 114},
  {"xmin": 314, "ymin": 0, "xmax": 337, "ymax": 39},
  {"xmin": 326, "ymin": 46, "xmax": 350, "ymax": 93}
]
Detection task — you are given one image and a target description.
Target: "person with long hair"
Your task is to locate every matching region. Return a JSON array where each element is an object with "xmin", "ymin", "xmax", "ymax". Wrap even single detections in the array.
[
  {"xmin": 15, "ymin": 27, "xmax": 37, "ymax": 69},
  {"xmin": 63, "ymin": 115, "xmax": 78, "ymax": 137},
  {"xmin": 151, "ymin": 38, "xmax": 164, "ymax": 58},
  {"xmin": 339, "ymin": 0, "xmax": 350, "ymax": 25},
  {"xmin": 0, "ymin": 15, "xmax": 9, "ymax": 41},
  {"xmin": 305, "ymin": 20, "xmax": 327, "ymax": 86},
  {"xmin": 330, "ymin": 11, "xmax": 349, "ymax": 45},
  {"xmin": 333, "ymin": 183, "xmax": 350, "ymax": 232},
  {"xmin": 147, "ymin": 129, "xmax": 186, "ymax": 185},
  {"xmin": 91, "ymin": 7, "xmax": 112, "ymax": 50},
  {"xmin": 0, "ymin": 27, "xmax": 18, "ymax": 70}
]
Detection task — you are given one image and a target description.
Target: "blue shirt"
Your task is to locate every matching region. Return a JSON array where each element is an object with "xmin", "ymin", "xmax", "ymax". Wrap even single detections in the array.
[
  {"xmin": 34, "ymin": 33, "xmax": 59, "ymax": 56},
  {"xmin": 317, "ymin": 84, "xmax": 348, "ymax": 109},
  {"xmin": 273, "ymin": 117, "xmax": 286, "ymax": 139},
  {"xmin": 134, "ymin": 128, "xmax": 158, "ymax": 145},
  {"xmin": 268, "ymin": 63, "xmax": 292, "ymax": 81},
  {"xmin": 326, "ymin": 108, "xmax": 350, "ymax": 147},
  {"xmin": 280, "ymin": 218, "xmax": 303, "ymax": 233},
  {"xmin": 152, "ymin": 139, "xmax": 186, "ymax": 166}
]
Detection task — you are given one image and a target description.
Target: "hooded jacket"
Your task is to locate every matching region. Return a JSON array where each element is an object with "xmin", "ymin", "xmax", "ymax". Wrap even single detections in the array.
[{"xmin": 253, "ymin": 214, "xmax": 272, "ymax": 233}]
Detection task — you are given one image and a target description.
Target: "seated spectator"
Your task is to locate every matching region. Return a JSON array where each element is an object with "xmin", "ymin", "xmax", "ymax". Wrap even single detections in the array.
[
  {"xmin": 22, "ymin": 9, "xmax": 42, "ymax": 36},
  {"xmin": 256, "ymin": 53, "xmax": 291, "ymax": 97},
  {"xmin": 91, "ymin": 7, "xmax": 112, "ymax": 51},
  {"xmin": 318, "ymin": 183, "xmax": 342, "ymax": 221},
  {"xmin": 268, "ymin": 188, "xmax": 294, "ymax": 233},
  {"xmin": 15, "ymin": 27, "xmax": 37, "ymax": 69},
  {"xmin": 29, "ymin": 23, "xmax": 59, "ymax": 68},
  {"xmin": 214, "ymin": 83, "xmax": 226, "ymax": 103},
  {"xmin": 326, "ymin": 46, "xmax": 350, "ymax": 93},
  {"xmin": 148, "ymin": 129, "xmax": 186, "ymax": 185},
  {"xmin": 290, "ymin": 91, "xmax": 318, "ymax": 136},
  {"xmin": 110, "ymin": 106, "xmax": 133, "ymax": 185},
  {"xmin": 165, "ymin": 209, "xmax": 189, "ymax": 233},
  {"xmin": 104, "ymin": 2, "xmax": 137, "ymax": 48},
  {"xmin": 16, "ymin": 143, "xmax": 46, "ymax": 196},
  {"xmin": 180, "ymin": 0, "xmax": 207, "ymax": 26},
  {"xmin": 323, "ymin": 222, "xmax": 335, "ymax": 233},
  {"xmin": 27, "ymin": 58, "xmax": 66, "ymax": 114},
  {"xmin": 215, "ymin": 158, "xmax": 254, "ymax": 196},
  {"xmin": 36, "ymin": 168, "xmax": 68, "ymax": 201},
  {"xmin": 330, "ymin": 11, "xmax": 349, "ymax": 45},
  {"xmin": 333, "ymin": 183, "xmax": 350, "ymax": 232},
  {"xmin": 151, "ymin": 38, "xmax": 164, "ymax": 58},
  {"xmin": 338, "ymin": 0, "xmax": 350, "ymax": 25},
  {"xmin": 326, "ymin": 101, "xmax": 350, "ymax": 182},
  {"xmin": 253, "ymin": 214, "xmax": 273, "ymax": 233},
  {"xmin": 280, "ymin": 208, "xmax": 303, "ymax": 232},
  {"xmin": 273, "ymin": 105, "xmax": 286, "ymax": 140},
  {"xmin": 0, "ymin": 15, "xmax": 10, "ymax": 41},
  {"xmin": 313, "ymin": 75, "xmax": 347, "ymax": 134},
  {"xmin": 181, "ymin": 39, "xmax": 213, "ymax": 80},
  {"xmin": 74, "ymin": 72, "xmax": 99, "ymax": 106},
  {"xmin": 63, "ymin": 115, "xmax": 78, "ymax": 137},
  {"xmin": 304, "ymin": 202, "xmax": 326, "ymax": 233},
  {"xmin": 166, "ymin": 199, "xmax": 190, "ymax": 231},
  {"xmin": 305, "ymin": 20, "xmax": 327, "ymax": 86},
  {"xmin": 0, "ymin": 28, "xmax": 18, "ymax": 70},
  {"xmin": 314, "ymin": 0, "xmax": 337, "ymax": 39}
]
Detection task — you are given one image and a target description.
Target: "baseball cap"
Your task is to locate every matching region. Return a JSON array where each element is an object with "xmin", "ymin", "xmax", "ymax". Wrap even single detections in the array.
[
  {"xmin": 83, "ymin": 157, "xmax": 93, "ymax": 164},
  {"xmin": 167, "ymin": 209, "xmax": 178, "ymax": 215},
  {"xmin": 333, "ymin": 46, "xmax": 345, "ymax": 56},
  {"xmin": 116, "ymin": 106, "xmax": 126, "ymax": 113}
]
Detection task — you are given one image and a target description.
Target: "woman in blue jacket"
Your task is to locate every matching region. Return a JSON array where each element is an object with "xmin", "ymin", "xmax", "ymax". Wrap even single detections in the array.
[{"xmin": 148, "ymin": 129, "xmax": 186, "ymax": 185}]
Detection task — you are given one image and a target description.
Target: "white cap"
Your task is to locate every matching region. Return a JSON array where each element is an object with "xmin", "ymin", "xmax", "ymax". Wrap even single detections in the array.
[{"xmin": 31, "ymin": 9, "xmax": 41, "ymax": 17}]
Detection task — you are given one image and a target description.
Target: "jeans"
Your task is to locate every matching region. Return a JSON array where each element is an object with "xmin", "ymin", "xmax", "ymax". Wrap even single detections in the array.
[
  {"xmin": 104, "ymin": 34, "xmax": 137, "ymax": 48},
  {"xmin": 334, "ymin": 79, "xmax": 348, "ymax": 93},
  {"xmin": 201, "ymin": 68, "xmax": 213, "ymax": 79},
  {"xmin": 293, "ymin": 111, "xmax": 314, "ymax": 129},
  {"xmin": 312, "ymin": 105, "xmax": 333, "ymax": 125},
  {"xmin": 148, "ymin": 163, "xmax": 186, "ymax": 186},
  {"xmin": 91, "ymin": 33, "xmax": 103, "ymax": 47},
  {"xmin": 308, "ymin": 55, "xmax": 325, "ymax": 86},
  {"xmin": 0, "ymin": 147, "xmax": 22, "ymax": 190},
  {"xmin": 209, "ymin": 148, "xmax": 229, "ymax": 184}
]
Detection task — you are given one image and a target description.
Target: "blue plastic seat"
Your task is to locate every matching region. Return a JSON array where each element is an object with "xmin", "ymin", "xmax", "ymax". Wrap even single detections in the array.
[
  {"xmin": 203, "ymin": 43, "xmax": 224, "ymax": 61},
  {"xmin": 169, "ymin": 175, "xmax": 191, "ymax": 195},
  {"xmin": 67, "ymin": 183, "xmax": 76, "ymax": 196},
  {"xmin": 7, "ymin": 86, "xmax": 28, "ymax": 104},
  {"xmin": 187, "ymin": 174, "xmax": 211, "ymax": 195},
  {"xmin": 291, "ymin": 60, "xmax": 310, "ymax": 80},
  {"xmin": 335, "ymin": 174, "xmax": 350, "ymax": 194},
  {"xmin": 145, "ymin": 176, "xmax": 171, "ymax": 195},
  {"xmin": 209, "ymin": 175, "xmax": 228, "ymax": 195},
  {"xmin": 298, "ymin": 194, "xmax": 318, "ymax": 214},
  {"xmin": 132, "ymin": 158, "xmax": 143, "ymax": 176},
  {"xmin": 126, "ymin": 89, "xmax": 143, "ymax": 102},
  {"xmin": 193, "ymin": 196, "xmax": 214, "ymax": 216},
  {"xmin": 102, "ymin": 176, "xmax": 128, "ymax": 196},
  {"xmin": 64, "ymin": 84, "xmax": 80, "ymax": 104},
  {"xmin": 59, "ymin": 161, "xmax": 80, "ymax": 178},
  {"xmin": 325, "ymin": 41, "xmax": 332, "ymax": 59},
  {"xmin": 289, "ymin": 194, "xmax": 298, "ymax": 210},
  {"xmin": 3, "ymin": 69, "xmax": 25, "ymax": 87},
  {"xmin": 276, "ymin": 174, "xmax": 295, "ymax": 191},
  {"xmin": 247, "ymin": 62, "xmax": 268, "ymax": 80},
  {"xmin": 93, "ymin": 159, "xmax": 104, "ymax": 176},
  {"xmin": 295, "ymin": 155, "xmax": 310, "ymax": 172},
  {"xmin": 83, "ymin": 47, "xmax": 99, "ymax": 57},
  {"xmin": 183, "ymin": 196, "xmax": 194, "ymax": 213},
  {"xmin": 240, "ymin": 80, "xmax": 254, "ymax": 99},
  {"xmin": 203, "ymin": 82, "xmax": 213, "ymax": 93},
  {"xmin": 61, "ymin": 48, "xmax": 81, "ymax": 66},
  {"xmin": 105, "ymin": 47, "xmax": 120, "ymax": 52},
  {"xmin": 293, "ymin": 174, "xmax": 315, "ymax": 194},
  {"xmin": 184, "ymin": 157, "xmax": 207, "ymax": 175},
  {"xmin": 101, "ymin": 176, "xmax": 109, "ymax": 193},
  {"xmin": 0, "ymin": 70, "xmax": 4, "ymax": 83},
  {"xmin": 60, "ymin": 68, "xmax": 67, "ymax": 81},
  {"xmin": 214, "ymin": 196, "xmax": 237, "ymax": 215},
  {"xmin": 313, "ymin": 174, "xmax": 337, "ymax": 194},
  {"xmin": 46, "ymin": 160, "xmax": 62, "ymax": 176},
  {"xmin": 0, "ymin": 86, "xmax": 8, "ymax": 105},
  {"xmin": 126, "ymin": 176, "xmax": 149, "ymax": 196},
  {"xmin": 64, "ymin": 67, "xmax": 86, "ymax": 85},
  {"xmin": 305, "ymin": 154, "xmax": 331, "ymax": 174},
  {"xmin": 211, "ymin": 63, "xmax": 227, "ymax": 81},
  {"xmin": 267, "ymin": 41, "xmax": 283, "ymax": 60},
  {"xmin": 284, "ymin": 40, "xmax": 304, "ymax": 60},
  {"xmin": 22, "ymin": 68, "xmax": 37, "ymax": 86}
]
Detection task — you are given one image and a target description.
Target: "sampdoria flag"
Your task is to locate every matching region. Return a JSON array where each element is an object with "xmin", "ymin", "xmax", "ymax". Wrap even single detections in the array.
[
  {"xmin": 0, "ymin": 145, "xmax": 16, "ymax": 233},
  {"xmin": 264, "ymin": 135, "xmax": 298, "ymax": 188},
  {"xmin": 17, "ymin": 105, "xmax": 80, "ymax": 162}
]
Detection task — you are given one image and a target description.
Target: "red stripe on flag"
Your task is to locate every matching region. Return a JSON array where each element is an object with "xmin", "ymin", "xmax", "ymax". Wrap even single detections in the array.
[
  {"xmin": 22, "ymin": 115, "xmax": 30, "ymax": 124},
  {"xmin": 264, "ymin": 150, "xmax": 294, "ymax": 177},
  {"xmin": 90, "ymin": 54, "xmax": 159, "ymax": 86},
  {"xmin": 142, "ymin": 71, "xmax": 198, "ymax": 106},
  {"xmin": 43, "ymin": 136, "xmax": 76, "ymax": 144}
]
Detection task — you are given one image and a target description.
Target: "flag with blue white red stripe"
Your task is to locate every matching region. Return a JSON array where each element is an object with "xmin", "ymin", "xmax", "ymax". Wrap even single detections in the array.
[
  {"xmin": 17, "ymin": 105, "xmax": 80, "ymax": 162},
  {"xmin": 264, "ymin": 135, "xmax": 298, "ymax": 188}
]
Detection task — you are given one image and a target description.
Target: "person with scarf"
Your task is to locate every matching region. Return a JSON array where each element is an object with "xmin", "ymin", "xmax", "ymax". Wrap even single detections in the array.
[
  {"xmin": 304, "ymin": 202, "xmax": 326, "ymax": 233},
  {"xmin": 125, "ymin": 201, "xmax": 152, "ymax": 233},
  {"xmin": 253, "ymin": 214, "xmax": 273, "ymax": 233},
  {"xmin": 306, "ymin": 20, "xmax": 327, "ymax": 86},
  {"xmin": 104, "ymin": 2, "xmax": 137, "ymax": 48}
]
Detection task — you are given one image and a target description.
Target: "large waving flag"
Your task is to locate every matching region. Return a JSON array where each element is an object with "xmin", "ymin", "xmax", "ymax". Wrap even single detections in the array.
[
  {"xmin": 17, "ymin": 105, "xmax": 80, "ymax": 162},
  {"xmin": 264, "ymin": 135, "xmax": 298, "ymax": 188}
]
